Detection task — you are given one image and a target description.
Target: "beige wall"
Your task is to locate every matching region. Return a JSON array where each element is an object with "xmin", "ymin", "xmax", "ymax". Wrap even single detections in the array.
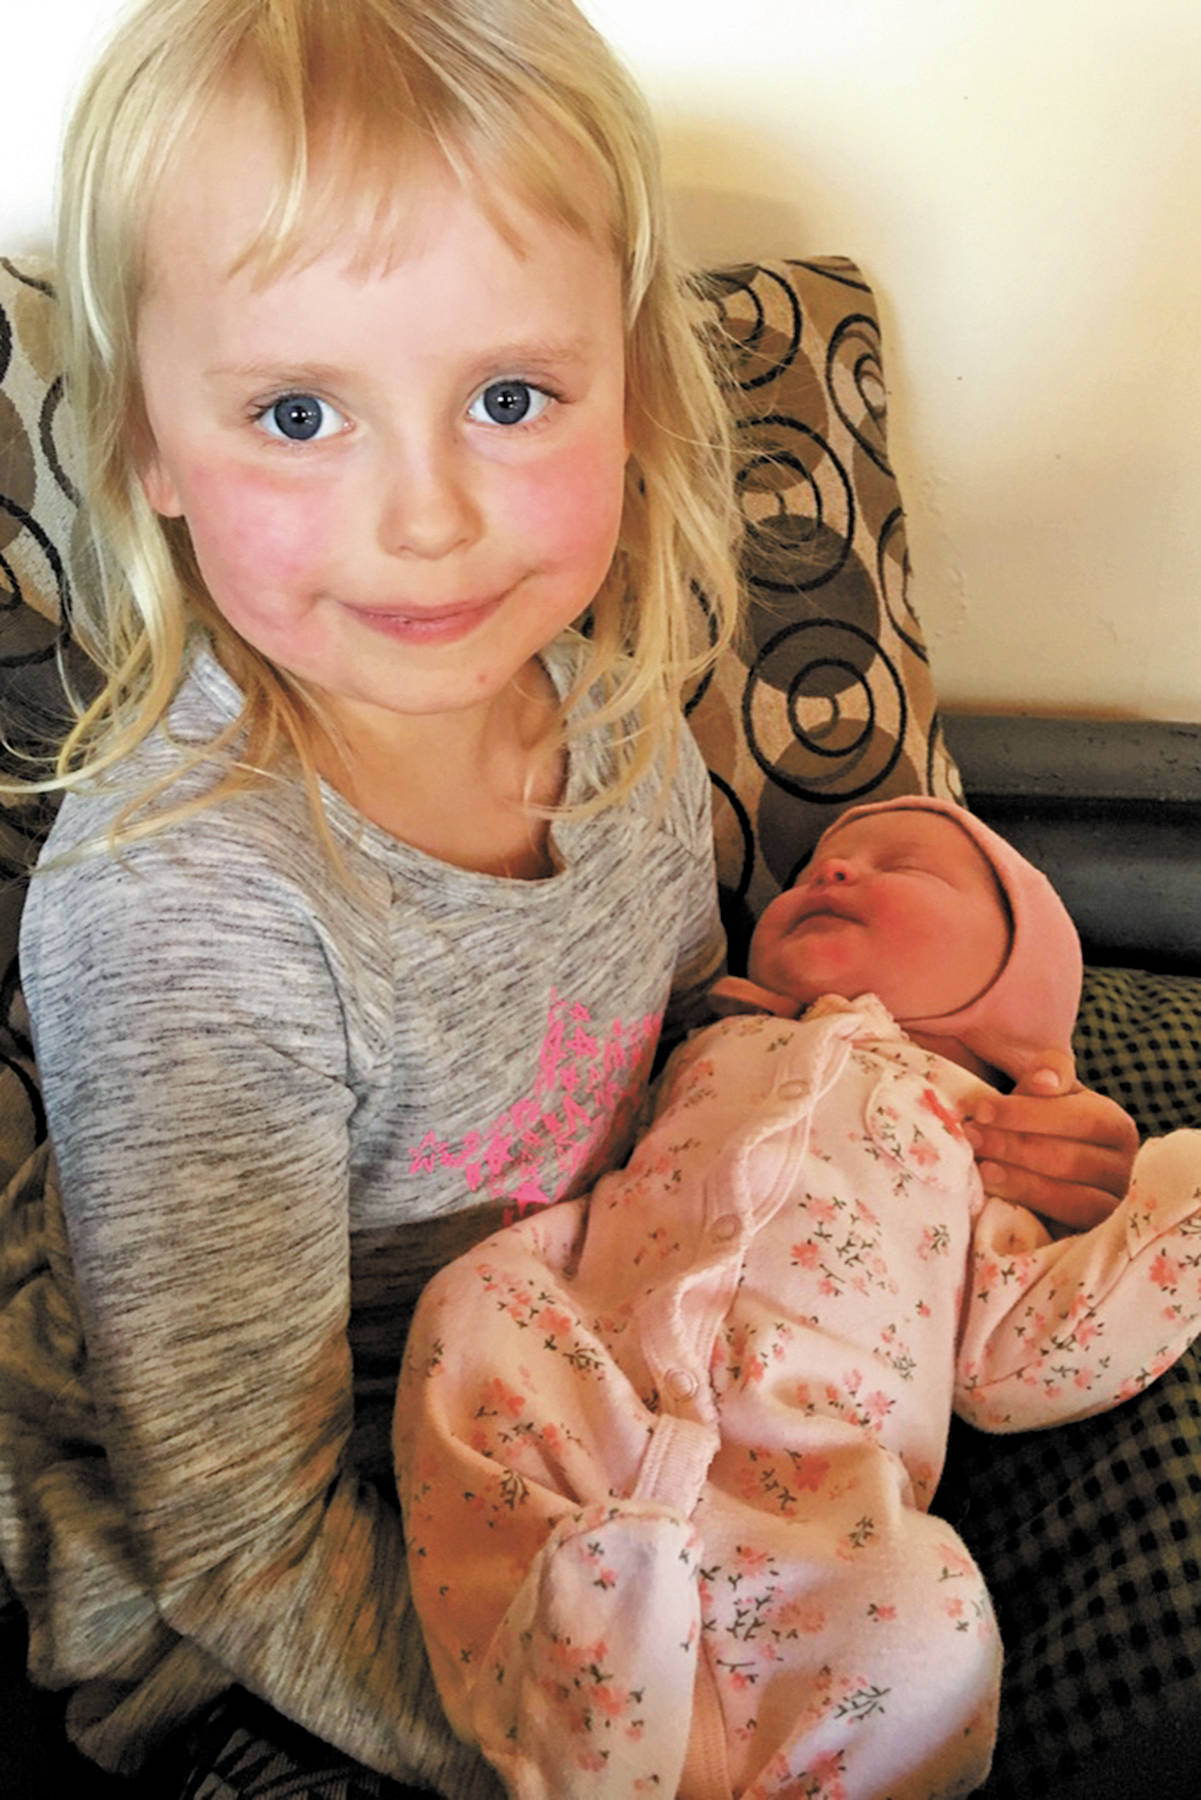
[
  {"xmin": 7, "ymin": 2, "xmax": 1200, "ymax": 718},
  {"xmin": 583, "ymin": 0, "xmax": 1201, "ymax": 721}
]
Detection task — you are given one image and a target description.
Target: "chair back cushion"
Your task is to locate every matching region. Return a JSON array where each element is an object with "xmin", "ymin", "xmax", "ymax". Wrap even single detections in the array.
[{"xmin": 0, "ymin": 252, "xmax": 960, "ymax": 1181}]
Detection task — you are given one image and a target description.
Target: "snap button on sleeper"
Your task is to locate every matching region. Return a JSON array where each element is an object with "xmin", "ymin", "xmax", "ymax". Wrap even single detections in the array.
[
  {"xmin": 665, "ymin": 1368, "xmax": 698, "ymax": 1401},
  {"xmin": 711, "ymin": 1213, "xmax": 740, "ymax": 1242},
  {"xmin": 777, "ymin": 1078, "xmax": 809, "ymax": 1099}
]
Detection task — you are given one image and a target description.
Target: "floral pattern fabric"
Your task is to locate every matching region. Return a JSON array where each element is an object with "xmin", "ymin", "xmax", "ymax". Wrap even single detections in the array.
[{"xmin": 396, "ymin": 1000, "xmax": 1201, "ymax": 1800}]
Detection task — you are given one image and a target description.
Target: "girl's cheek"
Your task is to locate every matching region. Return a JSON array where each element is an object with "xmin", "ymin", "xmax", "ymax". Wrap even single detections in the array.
[
  {"xmin": 183, "ymin": 464, "xmax": 338, "ymax": 598},
  {"xmin": 509, "ymin": 434, "xmax": 627, "ymax": 557}
]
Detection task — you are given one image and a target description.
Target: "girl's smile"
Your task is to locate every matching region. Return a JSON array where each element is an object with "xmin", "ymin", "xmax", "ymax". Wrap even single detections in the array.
[
  {"xmin": 135, "ymin": 90, "xmax": 631, "ymax": 772},
  {"xmin": 333, "ymin": 593, "xmax": 510, "ymax": 646}
]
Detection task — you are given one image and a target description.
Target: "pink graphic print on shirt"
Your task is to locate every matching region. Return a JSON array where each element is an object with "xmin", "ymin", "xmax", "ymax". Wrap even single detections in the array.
[{"xmin": 408, "ymin": 989, "xmax": 663, "ymax": 1218}]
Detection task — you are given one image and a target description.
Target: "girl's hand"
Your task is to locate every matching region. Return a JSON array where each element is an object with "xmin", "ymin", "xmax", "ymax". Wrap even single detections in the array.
[{"xmin": 961, "ymin": 1048, "xmax": 1139, "ymax": 1229}]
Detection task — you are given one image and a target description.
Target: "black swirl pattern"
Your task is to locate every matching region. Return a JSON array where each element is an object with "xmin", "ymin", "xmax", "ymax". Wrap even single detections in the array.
[
  {"xmin": 700, "ymin": 262, "xmax": 805, "ymax": 392},
  {"xmin": 827, "ymin": 309, "xmax": 892, "ymax": 477},
  {"xmin": 736, "ymin": 413, "xmax": 854, "ymax": 595},
  {"xmin": 39, "ymin": 375, "xmax": 81, "ymax": 510},
  {"xmin": 744, "ymin": 614, "xmax": 907, "ymax": 797},
  {"xmin": 877, "ymin": 503, "xmax": 928, "ymax": 659},
  {"xmin": 687, "ymin": 257, "xmax": 960, "ymax": 947}
]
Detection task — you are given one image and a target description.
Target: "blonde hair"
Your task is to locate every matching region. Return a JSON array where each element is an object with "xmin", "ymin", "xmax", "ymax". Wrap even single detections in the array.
[{"xmin": 48, "ymin": 0, "xmax": 741, "ymax": 842}]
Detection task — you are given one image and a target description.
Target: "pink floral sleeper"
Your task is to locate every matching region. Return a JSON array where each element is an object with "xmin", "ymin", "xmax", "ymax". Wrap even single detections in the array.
[{"xmin": 396, "ymin": 998, "xmax": 1201, "ymax": 1800}]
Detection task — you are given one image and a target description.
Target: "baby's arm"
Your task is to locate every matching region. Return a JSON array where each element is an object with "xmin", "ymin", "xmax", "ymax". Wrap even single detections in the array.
[
  {"xmin": 22, "ymin": 844, "xmax": 469, "ymax": 1788},
  {"xmin": 396, "ymin": 1215, "xmax": 705, "ymax": 1799},
  {"xmin": 955, "ymin": 1130, "xmax": 1201, "ymax": 1432}
]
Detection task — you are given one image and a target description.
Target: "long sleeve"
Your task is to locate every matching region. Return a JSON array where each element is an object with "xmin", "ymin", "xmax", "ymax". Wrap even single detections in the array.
[
  {"xmin": 396, "ymin": 1198, "xmax": 713, "ymax": 1800},
  {"xmin": 657, "ymin": 722, "xmax": 726, "ymax": 1053},
  {"xmin": 21, "ymin": 832, "xmax": 491, "ymax": 1791},
  {"xmin": 955, "ymin": 1131, "xmax": 1201, "ymax": 1432}
]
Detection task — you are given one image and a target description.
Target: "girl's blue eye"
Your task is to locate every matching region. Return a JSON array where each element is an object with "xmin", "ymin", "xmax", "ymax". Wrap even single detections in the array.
[
  {"xmin": 469, "ymin": 380, "xmax": 552, "ymax": 427},
  {"xmin": 259, "ymin": 394, "xmax": 344, "ymax": 442}
]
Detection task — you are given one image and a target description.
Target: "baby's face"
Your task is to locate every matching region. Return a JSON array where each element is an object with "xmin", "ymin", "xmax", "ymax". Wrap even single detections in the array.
[{"xmin": 748, "ymin": 810, "xmax": 1011, "ymax": 1022}]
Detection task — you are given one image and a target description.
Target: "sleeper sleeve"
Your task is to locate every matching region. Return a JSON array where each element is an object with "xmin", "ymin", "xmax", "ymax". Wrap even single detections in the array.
[
  {"xmin": 955, "ymin": 1131, "xmax": 1201, "ymax": 1432},
  {"xmin": 20, "ymin": 838, "xmax": 491, "ymax": 1791},
  {"xmin": 395, "ymin": 1210, "xmax": 712, "ymax": 1799}
]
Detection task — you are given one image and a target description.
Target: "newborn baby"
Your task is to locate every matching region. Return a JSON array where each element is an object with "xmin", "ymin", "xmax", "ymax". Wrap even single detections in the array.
[{"xmin": 397, "ymin": 798, "xmax": 1201, "ymax": 1800}]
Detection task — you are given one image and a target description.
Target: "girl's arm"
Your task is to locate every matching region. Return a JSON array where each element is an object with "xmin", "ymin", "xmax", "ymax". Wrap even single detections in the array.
[
  {"xmin": 961, "ymin": 1053, "xmax": 1139, "ymax": 1228},
  {"xmin": 955, "ymin": 1130, "xmax": 1201, "ymax": 1433},
  {"xmin": 655, "ymin": 725, "xmax": 727, "ymax": 1061},
  {"xmin": 21, "ymin": 840, "xmax": 488, "ymax": 1791}
]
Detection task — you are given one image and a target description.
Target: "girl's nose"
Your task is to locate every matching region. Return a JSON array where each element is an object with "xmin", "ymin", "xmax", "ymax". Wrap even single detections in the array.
[{"xmin": 377, "ymin": 436, "xmax": 479, "ymax": 560}]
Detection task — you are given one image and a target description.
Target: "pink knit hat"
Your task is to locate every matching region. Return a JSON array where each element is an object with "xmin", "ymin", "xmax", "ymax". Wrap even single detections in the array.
[{"xmin": 814, "ymin": 796, "xmax": 1082, "ymax": 1082}]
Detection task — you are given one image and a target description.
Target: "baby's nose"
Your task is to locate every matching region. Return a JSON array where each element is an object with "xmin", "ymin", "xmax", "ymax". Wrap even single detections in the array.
[{"xmin": 811, "ymin": 854, "xmax": 854, "ymax": 886}]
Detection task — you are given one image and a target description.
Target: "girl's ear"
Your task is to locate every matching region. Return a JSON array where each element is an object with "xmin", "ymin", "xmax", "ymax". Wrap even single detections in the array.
[
  {"xmin": 139, "ymin": 449, "xmax": 184, "ymax": 519},
  {"xmin": 131, "ymin": 397, "xmax": 184, "ymax": 516}
]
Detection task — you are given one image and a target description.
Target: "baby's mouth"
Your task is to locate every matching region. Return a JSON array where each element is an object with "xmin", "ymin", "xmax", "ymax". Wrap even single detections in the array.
[{"xmin": 793, "ymin": 898, "xmax": 862, "ymax": 928}]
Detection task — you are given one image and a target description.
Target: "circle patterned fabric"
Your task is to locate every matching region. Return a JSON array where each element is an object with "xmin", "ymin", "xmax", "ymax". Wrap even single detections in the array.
[{"xmin": 685, "ymin": 258, "xmax": 962, "ymax": 969}]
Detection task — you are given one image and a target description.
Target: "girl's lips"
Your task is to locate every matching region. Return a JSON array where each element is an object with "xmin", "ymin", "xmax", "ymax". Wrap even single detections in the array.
[{"xmin": 337, "ymin": 593, "xmax": 506, "ymax": 645}]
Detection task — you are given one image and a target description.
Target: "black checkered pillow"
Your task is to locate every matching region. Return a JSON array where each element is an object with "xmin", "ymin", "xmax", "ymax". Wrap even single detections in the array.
[
  {"xmin": 941, "ymin": 965, "xmax": 1201, "ymax": 1798},
  {"xmin": 943, "ymin": 1347, "xmax": 1201, "ymax": 1797},
  {"xmin": 1074, "ymin": 965, "xmax": 1201, "ymax": 1138}
]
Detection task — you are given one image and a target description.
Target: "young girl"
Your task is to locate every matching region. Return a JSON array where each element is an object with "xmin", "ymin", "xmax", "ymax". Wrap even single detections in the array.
[
  {"xmin": 0, "ymin": 2, "xmax": 1135, "ymax": 1796},
  {"xmin": 397, "ymin": 798, "xmax": 1201, "ymax": 1800}
]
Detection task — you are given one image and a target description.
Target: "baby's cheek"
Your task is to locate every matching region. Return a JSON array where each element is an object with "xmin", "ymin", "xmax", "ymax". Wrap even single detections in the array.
[{"xmin": 747, "ymin": 894, "xmax": 808, "ymax": 984}]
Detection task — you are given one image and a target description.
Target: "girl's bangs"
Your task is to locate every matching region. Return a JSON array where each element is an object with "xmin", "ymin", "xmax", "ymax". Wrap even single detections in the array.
[
  {"xmin": 228, "ymin": 93, "xmax": 630, "ymax": 294},
  {"xmin": 99, "ymin": 0, "xmax": 647, "ymax": 313}
]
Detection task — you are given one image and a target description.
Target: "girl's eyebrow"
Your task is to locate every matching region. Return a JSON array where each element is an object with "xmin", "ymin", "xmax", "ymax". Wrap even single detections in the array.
[
  {"xmin": 466, "ymin": 336, "xmax": 595, "ymax": 370},
  {"xmin": 205, "ymin": 337, "xmax": 596, "ymax": 387},
  {"xmin": 205, "ymin": 358, "xmax": 352, "ymax": 387}
]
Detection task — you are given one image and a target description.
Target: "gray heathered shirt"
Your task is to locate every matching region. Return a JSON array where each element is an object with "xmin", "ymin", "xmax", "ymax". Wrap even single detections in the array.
[{"xmin": 5, "ymin": 638, "xmax": 723, "ymax": 1787}]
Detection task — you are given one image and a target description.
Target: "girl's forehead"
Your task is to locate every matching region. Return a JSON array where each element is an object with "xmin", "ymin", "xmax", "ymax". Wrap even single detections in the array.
[{"xmin": 141, "ymin": 76, "xmax": 618, "ymax": 295}]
